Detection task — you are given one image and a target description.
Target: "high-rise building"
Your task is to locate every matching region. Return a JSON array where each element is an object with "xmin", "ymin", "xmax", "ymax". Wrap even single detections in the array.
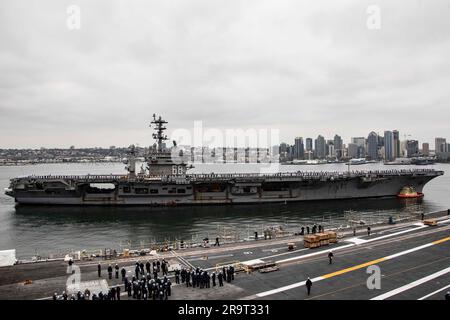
[
  {"xmin": 393, "ymin": 130, "xmax": 400, "ymax": 158},
  {"xmin": 334, "ymin": 135, "xmax": 343, "ymax": 160},
  {"xmin": 435, "ymin": 137, "xmax": 447, "ymax": 153},
  {"xmin": 327, "ymin": 143, "xmax": 334, "ymax": 158},
  {"xmin": 294, "ymin": 137, "xmax": 304, "ymax": 160},
  {"xmin": 351, "ymin": 137, "xmax": 366, "ymax": 158},
  {"xmin": 314, "ymin": 135, "xmax": 326, "ymax": 159},
  {"xmin": 422, "ymin": 143, "xmax": 430, "ymax": 156},
  {"xmin": 384, "ymin": 131, "xmax": 395, "ymax": 161},
  {"xmin": 351, "ymin": 137, "xmax": 365, "ymax": 147},
  {"xmin": 305, "ymin": 138, "xmax": 313, "ymax": 152},
  {"xmin": 406, "ymin": 140, "xmax": 419, "ymax": 157},
  {"xmin": 367, "ymin": 132, "xmax": 378, "ymax": 160},
  {"xmin": 347, "ymin": 143, "xmax": 358, "ymax": 159}
]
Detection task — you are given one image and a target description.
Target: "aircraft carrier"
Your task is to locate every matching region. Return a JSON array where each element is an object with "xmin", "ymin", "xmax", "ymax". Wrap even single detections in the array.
[{"xmin": 4, "ymin": 115, "xmax": 444, "ymax": 206}]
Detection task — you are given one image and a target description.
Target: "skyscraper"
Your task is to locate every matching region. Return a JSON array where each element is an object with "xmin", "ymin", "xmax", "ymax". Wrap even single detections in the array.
[
  {"xmin": 314, "ymin": 135, "xmax": 326, "ymax": 159},
  {"xmin": 384, "ymin": 131, "xmax": 395, "ymax": 161},
  {"xmin": 393, "ymin": 130, "xmax": 400, "ymax": 158},
  {"xmin": 406, "ymin": 140, "xmax": 419, "ymax": 157},
  {"xmin": 422, "ymin": 143, "xmax": 430, "ymax": 156},
  {"xmin": 435, "ymin": 137, "xmax": 447, "ymax": 153},
  {"xmin": 347, "ymin": 143, "xmax": 358, "ymax": 159},
  {"xmin": 334, "ymin": 134, "xmax": 343, "ymax": 160},
  {"xmin": 305, "ymin": 138, "xmax": 313, "ymax": 152},
  {"xmin": 294, "ymin": 137, "xmax": 304, "ymax": 159},
  {"xmin": 352, "ymin": 137, "xmax": 366, "ymax": 158},
  {"xmin": 367, "ymin": 132, "xmax": 378, "ymax": 160}
]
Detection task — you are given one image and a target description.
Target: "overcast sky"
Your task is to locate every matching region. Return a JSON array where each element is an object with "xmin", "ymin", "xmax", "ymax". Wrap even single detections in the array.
[{"xmin": 0, "ymin": 0, "xmax": 449, "ymax": 149}]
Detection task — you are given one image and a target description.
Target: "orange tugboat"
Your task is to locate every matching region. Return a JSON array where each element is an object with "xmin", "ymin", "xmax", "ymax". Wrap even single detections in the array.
[{"xmin": 397, "ymin": 186, "xmax": 424, "ymax": 199}]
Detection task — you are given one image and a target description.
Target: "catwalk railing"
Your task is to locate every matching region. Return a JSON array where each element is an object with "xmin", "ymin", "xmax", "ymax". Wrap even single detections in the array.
[{"xmin": 12, "ymin": 169, "xmax": 442, "ymax": 183}]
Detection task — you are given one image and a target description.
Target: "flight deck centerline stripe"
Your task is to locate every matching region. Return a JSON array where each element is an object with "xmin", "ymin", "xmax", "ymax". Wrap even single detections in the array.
[
  {"xmin": 371, "ymin": 266, "xmax": 450, "ymax": 300},
  {"xmin": 321, "ymin": 258, "xmax": 386, "ymax": 279},
  {"xmin": 418, "ymin": 284, "xmax": 450, "ymax": 300},
  {"xmin": 254, "ymin": 235, "xmax": 450, "ymax": 298},
  {"xmin": 432, "ymin": 236, "xmax": 450, "ymax": 245}
]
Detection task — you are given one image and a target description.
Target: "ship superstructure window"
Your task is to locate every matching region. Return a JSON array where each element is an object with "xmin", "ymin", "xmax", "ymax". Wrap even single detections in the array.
[
  {"xmin": 261, "ymin": 182, "xmax": 290, "ymax": 191},
  {"xmin": 177, "ymin": 189, "xmax": 186, "ymax": 193},
  {"xmin": 123, "ymin": 186, "xmax": 131, "ymax": 193},
  {"xmin": 150, "ymin": 189, "xmax": 159, "ymax": 194},
  {"xmin": 135, "ymin": 188, "xmax": 149, "ymax": 194},
  {"xmin": 168, "ymin": 187, "xmax": 177, "ymax": 194},
  {"xmin": 195, "ymin": 183, "xmax": 226, "ymax": 192},
  {"xmin": 87, "ymin": 183, "xmax": 116, "ymax": 194}
]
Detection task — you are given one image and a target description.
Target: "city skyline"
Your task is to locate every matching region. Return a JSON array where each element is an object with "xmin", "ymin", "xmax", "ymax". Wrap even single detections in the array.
[{"xmin": 1, "ymin": 1, "xmax": 450, "ymax": 148}]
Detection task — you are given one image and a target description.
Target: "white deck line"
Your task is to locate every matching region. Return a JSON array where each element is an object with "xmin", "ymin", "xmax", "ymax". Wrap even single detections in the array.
[
  {"xmin": 371, "ymin": 267, "xmax": 450, "ymax": 300},
  {"xmin": 254, "ymin": 236, "xmax": 448, "ymax": 298},
  {"xmin": 275, "ymin": 244, "xmax": 355, "ymax": 264},
  {"xmin": 256, "ymin": 276, "xmax": 325, "ymax": 298},
  {"xmin": 417, "ymin": 284, "xmax": 450, "ymax": 300}
]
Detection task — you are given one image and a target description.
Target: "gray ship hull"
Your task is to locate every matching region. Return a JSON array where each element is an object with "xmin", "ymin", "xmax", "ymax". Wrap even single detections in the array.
[{"xmin": 5, "ymin": 170, "xmax": 443, "ymax": 206}]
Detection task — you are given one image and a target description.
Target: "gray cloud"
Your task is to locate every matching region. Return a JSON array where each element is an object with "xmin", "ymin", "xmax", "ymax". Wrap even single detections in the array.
[{"xmin": 0, "ymin": 0, "xmax": 449, "ymax": 148}]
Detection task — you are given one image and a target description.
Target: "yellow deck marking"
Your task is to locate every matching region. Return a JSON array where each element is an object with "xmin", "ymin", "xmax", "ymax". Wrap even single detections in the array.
[
  {"xmin": 432, "ymin": 236, "xmax": 450, "ymax": 245},
  {"xmin": 322, "ymin": 236, "xmax": 450, "ymax": 279},
  {"xmin": 321, "ymin": 258, "xmax": 386, "ymax": 279}
]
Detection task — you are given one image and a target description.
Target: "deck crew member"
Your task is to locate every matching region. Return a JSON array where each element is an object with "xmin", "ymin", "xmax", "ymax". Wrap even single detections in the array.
[
  {"xmin": 212, "ymin": 272, "xmax": 216, "ymax": 287},
  {"xmin": 116, "ymin": 286, "xmax": 121, "ymax": 300},
  {"xmin": 328, "ymin": 251, "xmax": 334, "ymax": 264},
  {"xmin": 167, "ymin": 279, "xmax": 172, "ymax": 296},
  {"xmin": 127, "ymin": 281, "xmax": 132, "ymax": 297},
  {"xmin": 68, "ymin": 259, "xmax": 73, "ymax": 274},
  {"xmin": 115, "ymin": 264, "xmax": 119, "ymax": 279},
  {"xmin": 367, "ymin": 226, "xmax": 371, "ymax": 236},
  {"xmin": 107, "ymin": 264, "xmax": 113, "ymax": 279},
  {"xmin": 135, "ymin": 264, "xmax": 140, "ymax": 279},
  {"xmin": 215, "ymin": 237, "xmax": 220, "ymax": 246},
  {"xmin": 97, "ymin": 263, "xmax": 101, "ymax": 277},
  {"xmin": 306, "ymin": 277, "xmax": 312, "ymax": 296},
  {"xmin": 175, "ymin": 268, "xmax": 180, "ymax": 284},
  {"xmin": 161, "ymin": 259, "xmax": 168, "ymax": 276},
  {"xmin": 121, "ymin": 266, "xmax": 126, "ymax": 280},
  {"xmin": 186, "ymin": 270, "xmax": 191, "ymax": 287},
  {"xmin": 218, "ymin": 272, "xmax": 224, "ymax": 287},
  {"xmin": 146, "ymin": 261, "xmax": 151, "ymax": 274}
]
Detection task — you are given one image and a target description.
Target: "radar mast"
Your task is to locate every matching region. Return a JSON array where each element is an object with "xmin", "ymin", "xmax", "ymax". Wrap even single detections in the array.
[{"xmin": 150, "ymin": 114, "xmax": 168, "ymax": 152}]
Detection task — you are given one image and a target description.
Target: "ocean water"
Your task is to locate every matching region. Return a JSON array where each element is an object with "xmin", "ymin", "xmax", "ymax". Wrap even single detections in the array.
[{"xmin": 0, "ymin": 162, "xmax": 448, "ymax": 259}]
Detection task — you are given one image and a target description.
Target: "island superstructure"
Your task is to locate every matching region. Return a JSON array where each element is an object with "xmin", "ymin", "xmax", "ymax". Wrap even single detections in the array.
[{"xmin": 4, "ymin": 115, "xmax": 444, "ymax": 206}]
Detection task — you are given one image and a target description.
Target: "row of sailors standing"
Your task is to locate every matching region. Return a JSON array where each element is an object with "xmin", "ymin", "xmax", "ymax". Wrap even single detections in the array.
[
  {"xmin": 98, "ymin": 259, "xmax": 169, "ymax": 281},
  {"xmin": 174, "ymin": 266, "xmax": 235, "ymax": 287}
]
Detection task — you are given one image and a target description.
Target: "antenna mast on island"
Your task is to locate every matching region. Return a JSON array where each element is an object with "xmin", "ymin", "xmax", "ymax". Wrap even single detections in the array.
[{"xmin": 150, "ymin": 114, "xmax": 168, "ymax": 152}]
